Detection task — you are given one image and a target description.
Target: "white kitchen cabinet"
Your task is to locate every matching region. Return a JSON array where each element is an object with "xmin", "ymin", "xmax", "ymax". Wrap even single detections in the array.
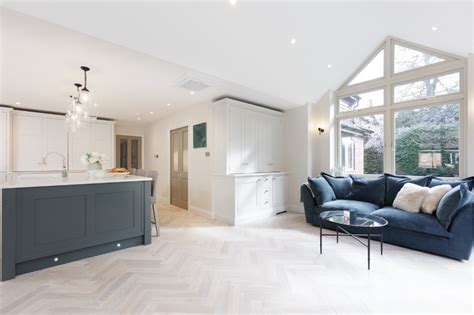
[
  {"xmin": 12, "ymin": 112, "xmax": 68, "ymax": 172},
  {"xmin": 0, "ymin": 108, "xmax": 11, "ymax": 172},
  {"xmin": 69, "ymin": 121, "xmax": 115, "ymax": 171},
  {"xmin": 213, "ymin": 172, "xmax": 288, "ymax": 225},
  {"xmin": 69, "ymin": 122, "xmax": 91, "ymax": 171},
  {"xmin": 91, "ymin": 122, "xmax": 114, "ymax": 169},
  {"xmin": 42, "ymin": 118, "xmax": 68, "ymax": 171},
  {"xmin": 213, "ymin": 98, "xmax": 284, "ymax": 175}
]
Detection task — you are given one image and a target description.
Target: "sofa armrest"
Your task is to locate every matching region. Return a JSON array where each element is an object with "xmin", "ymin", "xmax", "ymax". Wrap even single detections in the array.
[
  {"xmin": 447, "ymin": 193, "xmax": 473, "ymax": 260},
  {"xmin": 301, "ymin": 183, "xmax": 317, "ymax": 224}
]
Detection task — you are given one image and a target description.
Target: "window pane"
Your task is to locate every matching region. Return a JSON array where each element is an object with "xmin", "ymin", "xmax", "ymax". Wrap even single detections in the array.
[
  {"xmin": 349, "ymin": 49, "xmax": 384, "ymax": 85},
  {"xmin": 394, "ymin": 72, "xmax": 460, "ymax": 103},
  {"xmin": 394, "ymin": 44, "xmax": 445, "ymax": 73},
  {"xmin": 395, "ymin": 102, "xmax": 460, "ymax": 177},
  {"xmin": 339, "ymin": 114, "xmax": 384, "ymax": 174},
  {"xmin": 339, "ymin": 89, "xmax": 384, "ymax": 112}
]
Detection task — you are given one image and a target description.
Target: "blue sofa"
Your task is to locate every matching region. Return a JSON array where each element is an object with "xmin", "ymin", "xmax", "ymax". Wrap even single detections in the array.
[{"xmin": 301, "ymin": 173, "xmax": 473, "ymax": 260}]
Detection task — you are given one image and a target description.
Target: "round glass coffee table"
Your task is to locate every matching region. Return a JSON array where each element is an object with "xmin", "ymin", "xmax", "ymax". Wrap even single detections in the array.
[{"xmin": 319, "ymin": 210, "xmax": 388, "ymax": 270}]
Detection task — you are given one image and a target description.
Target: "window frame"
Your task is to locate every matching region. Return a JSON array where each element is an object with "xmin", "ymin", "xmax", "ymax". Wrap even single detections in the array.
[{"xmin": 335, "ymin": 36, "xmax": 467, "ymax": 178}]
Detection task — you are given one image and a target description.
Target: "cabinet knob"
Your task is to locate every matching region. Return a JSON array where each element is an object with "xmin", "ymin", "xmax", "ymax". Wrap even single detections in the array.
[
  {"xmin": 264, "ymin": 189, "xmax": 269, "ymax": 193},
  {"xmin": 265, "ymin": 201, "xmax": 269, "ymax": 205}
]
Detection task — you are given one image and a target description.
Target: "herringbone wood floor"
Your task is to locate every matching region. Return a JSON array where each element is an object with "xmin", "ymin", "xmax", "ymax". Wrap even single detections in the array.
[{"xmin": 0, "ymin": 204, "xmax": 472, "ymax": 314}]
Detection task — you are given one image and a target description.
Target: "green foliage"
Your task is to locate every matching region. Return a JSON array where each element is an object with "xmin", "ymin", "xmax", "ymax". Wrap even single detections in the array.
[
  {"xmin": 364, "ymin": 146, "xmax": 383, "ymax": 174},
  {"xmin": 395, "ymin": 126, "xmax": 459, "ymax": 177}
]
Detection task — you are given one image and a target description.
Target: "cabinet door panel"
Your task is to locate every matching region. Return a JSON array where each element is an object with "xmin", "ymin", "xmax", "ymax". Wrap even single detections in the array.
[
  {"xmin": 0, "ymin": 112, "xmax": 7, "ymax": 172},
  {"xmin": 12, "ymin": 114, "xmax": 43, "ymax": 171},
  {"xmin": 229, "ymin": 107, "xmax": 244, "ymax": 173},
  {"xmin": 236, "ymin": 177, "xmax": 260, "ymax": 216},
  {"xmin": 272, "ymin": 175, "xmax": 288, "ymax": 210},
  {"xmin": 243, "ymin": 110, "xmax": 258, "ymax": 173},
  {"xmin": 92, "ymin": 123, "xmax": 113, "ymax": 169},
  {"xmin": 43, "ymin": 118, "xmax": 68, "ymax": 171},
  {"xmin": 258, "ymin": 113, "xmax": 272, "ymax": 172},
  {"xmin": 271, "ymin": 117, "xmax": 283, "ymax": 171},
  {"xmin": 69, "ymin": 123, "xmax": 91, "ymax": 171}
]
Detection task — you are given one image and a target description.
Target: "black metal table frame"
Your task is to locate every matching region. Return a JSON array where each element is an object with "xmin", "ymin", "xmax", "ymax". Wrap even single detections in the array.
[{"xmin": 319, "ymin": 216, "xmax": 384, "ymax": 270}]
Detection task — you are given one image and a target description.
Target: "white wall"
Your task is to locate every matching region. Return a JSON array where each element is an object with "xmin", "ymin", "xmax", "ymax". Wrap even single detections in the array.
[
  {"xmin": 283, "ymin": 105, "xmax": 310, "ymax": 213},
  {"xmin": 309, "ymin": 90, "xmax": 336, "ymax": 175},
  {"xmin": 468, "ymin": 54, "xmax": 474, "ymax": 176},
  {"xmin": 144, "ymin": 103, "xmax": 213, "ymax": 216}
]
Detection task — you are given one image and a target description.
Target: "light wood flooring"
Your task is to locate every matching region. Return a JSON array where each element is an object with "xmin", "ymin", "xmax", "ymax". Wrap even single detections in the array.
[{"xmin": 0, "ymin": 204, "xmax": 472, "ymax": 314}]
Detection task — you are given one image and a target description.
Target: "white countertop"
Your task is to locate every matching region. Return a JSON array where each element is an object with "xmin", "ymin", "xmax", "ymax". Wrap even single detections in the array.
[
  {"xmin": 213, "ymin": 171, "xmax": 289, "ymax": 177},
  {"xmin": 0, "ymin": 173, "xmax": 151, "ymax": 189}
]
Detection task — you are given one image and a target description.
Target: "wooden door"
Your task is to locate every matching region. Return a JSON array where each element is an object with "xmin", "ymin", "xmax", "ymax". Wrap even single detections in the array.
[
  {"xmin": 115, "ymin": 135, "xmax": 142, "ymax": 170},
  {"xmin": 170, "ymin": 126, "xmax": 188, "ymax": 209}
]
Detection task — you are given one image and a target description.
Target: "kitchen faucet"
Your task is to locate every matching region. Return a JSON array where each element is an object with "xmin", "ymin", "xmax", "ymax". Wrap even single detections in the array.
[{"xmin": 42, "ymin": 152, "xmax": 68, "ymax": 178}]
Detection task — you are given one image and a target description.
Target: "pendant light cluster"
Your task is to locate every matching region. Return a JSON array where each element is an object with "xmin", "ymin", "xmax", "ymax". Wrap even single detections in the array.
[{"xmin": 65, "ymin": 66, "xmax": 99, "ymax": 132}]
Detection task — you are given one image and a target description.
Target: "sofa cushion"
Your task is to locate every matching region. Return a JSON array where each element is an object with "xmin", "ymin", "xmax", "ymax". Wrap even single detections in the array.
[
  {"xmin": 321, "ymin": 172, "xmax": 352, "ymax": 199},
  {"xmin": 320, "ymin": 199, "xmax": 380, "ymax": 215},
  {"xmin": 307, "ymin": 176, "xmax": 336, "ymax": 205},
  {"xmin": 384, "ymin": 174, "xmax": 432, "ymax": 206},
  {"xmin": 347, "ymin": 175, "xmax": 385, "ymax": 206},
  {"xmin": 393, "ymin": 183, "xmax": 430, "ymax": 213},
  {"xmin": 436, "ymin": 183, "xmax": 471, "ymax": 229},
  {"xmin": 430, "ymin": 176, "xmax": 474, "ymax": 191},
  {"xmin": 372, "ymin": 207, "xmax": 452, "ymax": 238},
  {"xmin": 421, "ymin": 185, "xmax": 452, "ymax": 214}
]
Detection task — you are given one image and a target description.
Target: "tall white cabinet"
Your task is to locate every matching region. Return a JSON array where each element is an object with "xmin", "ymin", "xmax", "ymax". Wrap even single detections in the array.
[
  {"xmin": 11, "ymin": 110, "xmax": 114, "ymax": 172},
  {"xmin": 212, "ymin": 98, "xmax": 288, "ymax": 225},
  {"xmin": 0, "ymin": 108, "xmax": 12, "ymax": 173}
]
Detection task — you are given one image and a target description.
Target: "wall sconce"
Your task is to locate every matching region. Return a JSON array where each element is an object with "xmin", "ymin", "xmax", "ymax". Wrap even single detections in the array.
[{"xmin": 317, "ymin": 127, "xmax": 325, "ymax": 135}]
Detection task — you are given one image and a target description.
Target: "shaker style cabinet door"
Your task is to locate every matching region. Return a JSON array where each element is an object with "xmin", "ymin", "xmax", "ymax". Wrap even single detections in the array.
[
  {"xmin": 0, "ymin": 111, "xmax": 8, "ymax": 172},
  {"xmin": 228, "ymin": 106, "xmax": 245, "ymax": 174},
  {"xmin": 242, "ymin": 109, "xmax": 258, "ymax": 173},
  {"xmin": 69, "ymin": 122, "xmax": 92, "ymax": 171},
  {"xmin": 91, "ymin": 122, "xmax": 114, "ymax": 169},
  {"xmin": 12, "ymin": 114, "xmax": 44, "ymax": 171},
  {"xmin": 42, "ymin": 118, "xmax": 68, "ymax": 171}
]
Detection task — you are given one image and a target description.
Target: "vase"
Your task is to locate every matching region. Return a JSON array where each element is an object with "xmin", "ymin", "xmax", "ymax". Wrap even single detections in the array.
[{"xmin": 87, "ymin": 162, "xmax": 102, "ymax": 170}]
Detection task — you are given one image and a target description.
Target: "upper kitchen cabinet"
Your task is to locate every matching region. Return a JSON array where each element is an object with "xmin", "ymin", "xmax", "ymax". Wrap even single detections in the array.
[
  {"xmin": 213, "ymin": 98, "xmax": 284, "ymax": 175},
  {"xmin": 69, "ymin": 121, "xmax": 115, "ymax": 171},
  {"xmin": 12, "ymin": 111, "xmax": 68, "ymax": 172},
  {"xmin": 0, "ymin": 108, "xmax": 12, "ymax": 173}
]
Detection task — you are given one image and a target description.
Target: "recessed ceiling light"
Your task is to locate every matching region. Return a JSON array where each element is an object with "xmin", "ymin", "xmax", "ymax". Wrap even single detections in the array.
[
  {"xmin": 229, "ymin": 0, "xmax": 238, "ymax": 6},
  {"xmin": 327, "ymin": 64, "xmax": 332, "ymax": 69},
  {"xmin": 190, "ymin": 91, "xmax": 195, "ymax": 95},
  {"xmin": 15, "ymin": 101, "xmax": 20, "ymax": 105},
  {"xmin": 290, "ymin": 38, "xmax": 296, "ymax": 45},
  {"xmin": 431, "ymin": 26, "xmax": 438, "ymax": 31},
  {"xmin": 137, "ymin": 117, "xmax": 141, "ymax": 121},
  {"xmin": 150, "ymin": 111, "xmax": 154, "ymax": 115},
  {"xmin": 167, "ymin": 103, "xmax": 171, "ymax": 107}
]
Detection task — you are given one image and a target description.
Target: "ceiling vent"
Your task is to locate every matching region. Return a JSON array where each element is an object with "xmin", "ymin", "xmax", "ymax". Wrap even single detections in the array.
[{"xmin": 177, "ymin": 78, "xmax": 210, "ymax": 92}]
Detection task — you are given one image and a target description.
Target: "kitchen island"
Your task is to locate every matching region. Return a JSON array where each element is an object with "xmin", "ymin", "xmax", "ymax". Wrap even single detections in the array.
[{"xmin": 1, "ymin": 173, "xmax": 152, "ymax": 281}]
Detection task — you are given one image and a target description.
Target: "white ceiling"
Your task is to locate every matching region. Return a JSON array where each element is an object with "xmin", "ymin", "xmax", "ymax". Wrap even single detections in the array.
[{"xmin": 1, "ymin": 1, "xmax": 473, "ymax": 123}]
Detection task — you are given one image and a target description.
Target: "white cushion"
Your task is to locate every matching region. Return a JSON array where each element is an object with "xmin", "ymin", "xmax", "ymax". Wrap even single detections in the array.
[
  {"xmin": 420, "ymin": 184, "xmax": 452, "ymax": 214},
  {"xmin": 393, "ymin": 183, "xmax": 430, "ymax": 213}
]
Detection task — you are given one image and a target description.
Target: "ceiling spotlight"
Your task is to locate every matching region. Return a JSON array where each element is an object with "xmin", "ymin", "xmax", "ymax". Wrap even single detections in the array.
[
  {"xmin": 190, "ymin": 91, "xmax": 195, "ymax": 95},
  {"xmin": 137, "ymin": 117, "xmax": 141, "ymax": 121},
  {"xmin": 150, "ymin": 111, "xmax": 154, "ymax": 115},
  {"xmin": 290, "ymin": 38, "xmax": 296, "ymax": 45},
  {"xmin": 327, "ymin": 64, "xmax": 332, "ymax": 69},
  {"xmin": 167, "ymin": 103, "xmax": 171, "ymax": 107},
  {"xmin": 15, "ymin": 101, "xmax": 21, "ymax": 105},
  {"xmin": 229, "ymin": 0, "xmax": 238, "ymax": 6},
  {"xmin": 431, "ymin": 26, "xmax": 438, "ymax": 31}
]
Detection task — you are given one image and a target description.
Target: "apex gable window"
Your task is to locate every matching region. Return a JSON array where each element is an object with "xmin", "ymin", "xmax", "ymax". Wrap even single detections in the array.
[{"xmin": 336, "ymin": 37, "xmax": 466, "ymax": 177}]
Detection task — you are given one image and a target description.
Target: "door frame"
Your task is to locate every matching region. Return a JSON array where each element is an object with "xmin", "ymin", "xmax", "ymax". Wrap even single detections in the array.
[
  {"xmin": 115, "ymin": 134, "xmax": 143, "ymax": 169},
  {"xmin": 170, "ymin": 126, "xmax": 189, "ymax": 209}
]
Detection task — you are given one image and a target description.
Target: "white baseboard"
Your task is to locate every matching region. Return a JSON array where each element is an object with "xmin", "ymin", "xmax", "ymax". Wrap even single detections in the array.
[
  {"xmin": 287, "ymin": 203, "xmax": 304, "ymax": 213},
  {"xmin": 189, "ymin": 206, "xmax": 213, "ymax": 219}
]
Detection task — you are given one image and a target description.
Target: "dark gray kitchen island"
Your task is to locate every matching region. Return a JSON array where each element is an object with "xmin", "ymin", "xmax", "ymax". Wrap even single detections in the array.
[{"xmin": 1, "ymin": 173, "xmax": 152, "ymax": 281}]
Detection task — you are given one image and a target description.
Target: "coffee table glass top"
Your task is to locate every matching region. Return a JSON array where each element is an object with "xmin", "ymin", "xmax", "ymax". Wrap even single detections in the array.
[{"xmin": 320, "ymin": 210, "xmax": 388, "ymax": 228}]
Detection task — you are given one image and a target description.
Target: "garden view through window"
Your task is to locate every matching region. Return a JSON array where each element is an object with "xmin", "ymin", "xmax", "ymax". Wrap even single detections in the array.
[
  {"xmin": 395, "ymin": 102, "xmax": 460, "ymax": 177},
  {"xmin": 340, "ymin": 114, "xmax": 384, "ymax": 175}
]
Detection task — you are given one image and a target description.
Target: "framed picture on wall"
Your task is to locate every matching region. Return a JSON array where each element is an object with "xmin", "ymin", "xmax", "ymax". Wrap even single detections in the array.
[{"xmin": 193, "ymin": 122, "xmax": 207, "ymax": 148}]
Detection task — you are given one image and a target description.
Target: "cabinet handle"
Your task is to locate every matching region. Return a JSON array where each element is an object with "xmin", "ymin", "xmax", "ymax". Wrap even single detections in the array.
[
  {"xmin": 264, "ymin": 189, "xmax": 269, "ymax": 193},
  {"xmin": 264, "ymin": 201, "xmax": 269, "ymax": 205}
]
